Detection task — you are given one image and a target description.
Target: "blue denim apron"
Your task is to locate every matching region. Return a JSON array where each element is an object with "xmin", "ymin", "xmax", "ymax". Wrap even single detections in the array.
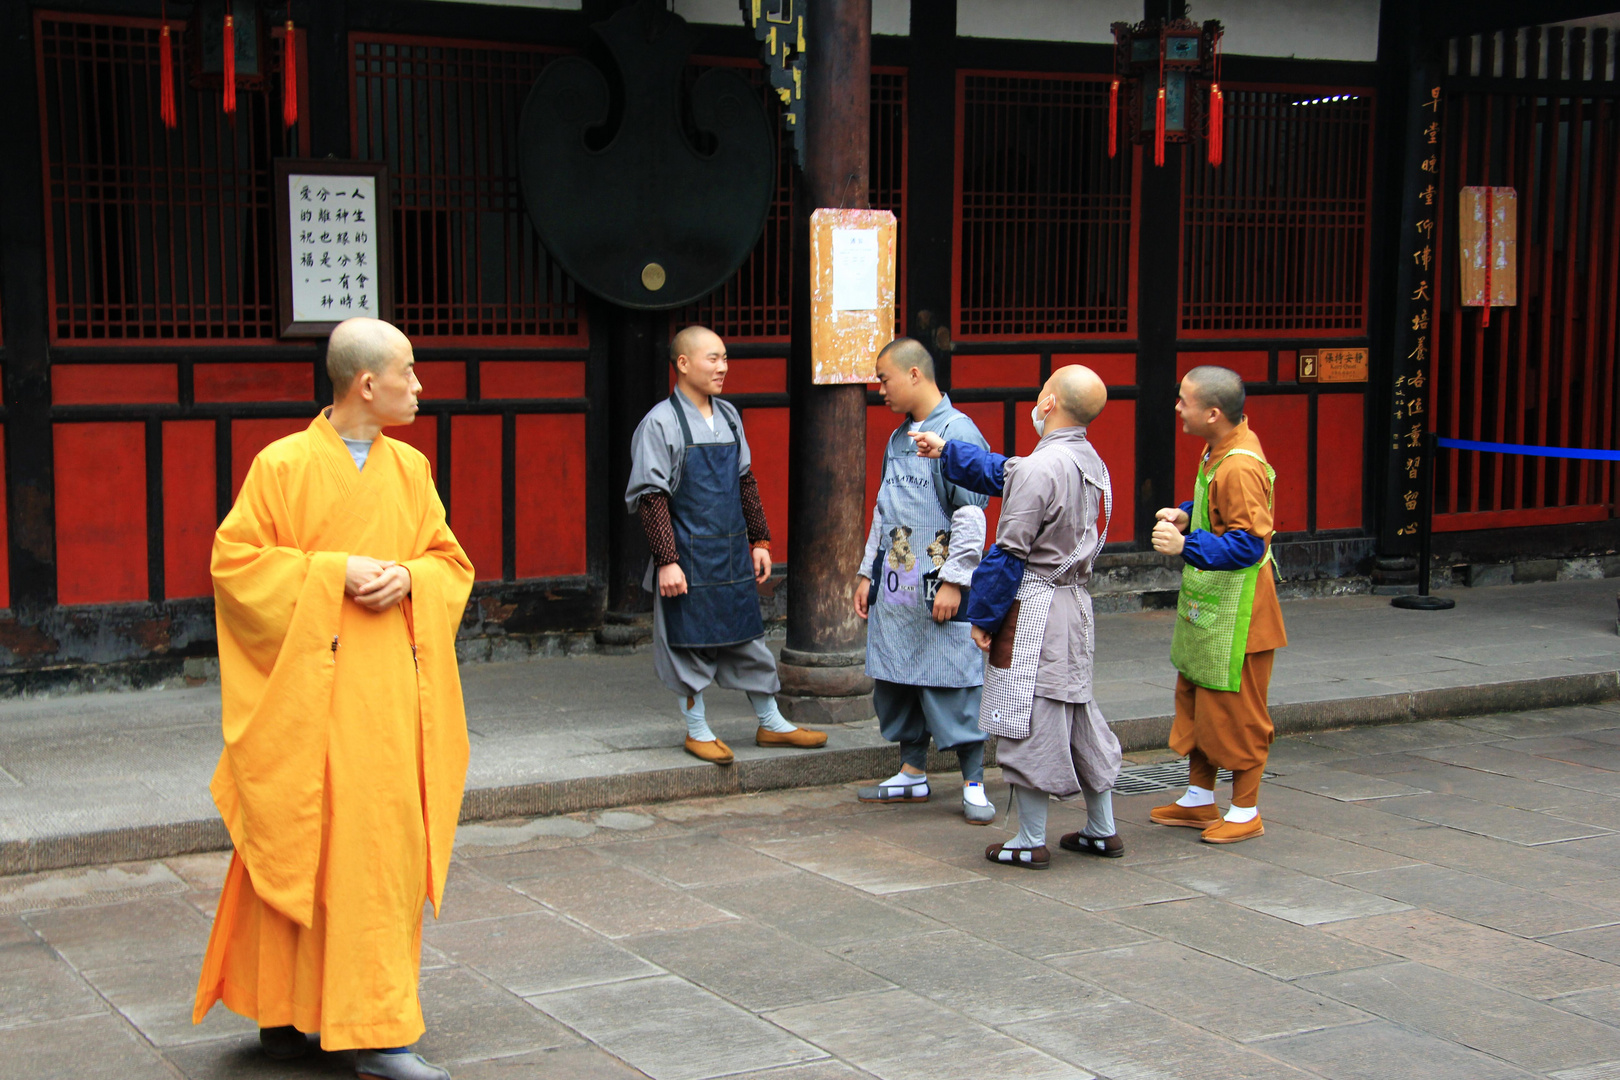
[{"xmin": 662, "ymin": 394, "xmax": 766, "ymax": 649}]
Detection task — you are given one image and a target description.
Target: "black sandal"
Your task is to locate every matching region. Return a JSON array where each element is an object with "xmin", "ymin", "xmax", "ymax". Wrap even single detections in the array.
[{"xmin": 1059, "ymin": 831, "xmax": 1125, "ymax": 858}]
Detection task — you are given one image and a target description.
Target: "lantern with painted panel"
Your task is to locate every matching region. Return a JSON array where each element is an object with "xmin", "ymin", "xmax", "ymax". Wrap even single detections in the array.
[
  {"xmin": 1109, "ymin": 18, "xmax": 1226, "ymax": 167},
  {"xmin": 153, "ymin": 0, "xmax": 297, "ymax": 128}
]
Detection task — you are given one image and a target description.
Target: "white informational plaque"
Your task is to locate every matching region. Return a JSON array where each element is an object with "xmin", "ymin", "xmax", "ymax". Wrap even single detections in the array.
[
  {"xmin": 831, "ymin": 228, "xmax": 880, "ymax": 311},
  {"xmin": 274, "ymin": 159, "xmax": 392, "ymax": 338}
]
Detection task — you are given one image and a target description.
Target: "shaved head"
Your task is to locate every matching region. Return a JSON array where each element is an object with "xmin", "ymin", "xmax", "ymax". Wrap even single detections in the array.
[
  {"xmin": 670, "ymin": 324, "xmax": 722, "ymax": 367},
  {"xmin": 1048, "ymin": 364, "xmax": 1108, "ymax": 425},
  {"xmin": 327, "ymin": 317, "xmax": 412, "ymax": 397},
  {"xmin": 876, "ymin": 337, "xmax": 936, "ymax": 383},
  {"xmin": 1183, "ymin": 365, "xmax": 1245, "ymax": 422}
]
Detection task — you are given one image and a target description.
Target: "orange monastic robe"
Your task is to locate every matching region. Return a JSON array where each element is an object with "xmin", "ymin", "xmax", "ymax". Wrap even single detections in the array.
[{"xmin": 193, "ymin": 415, "xmax": 474, "ymax": 1051}]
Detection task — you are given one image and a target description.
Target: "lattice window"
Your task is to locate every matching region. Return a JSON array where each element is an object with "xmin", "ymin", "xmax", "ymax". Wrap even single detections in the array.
[
  {"xmin": 1181, "ymin": 88, "xmax": 1374, "ymax": 336},
  {"xmin": 351, "ymin": 34, "xmax": 582, "ymax": 343},
  {"xmin": 956, "ymin": 74, "xmax": 1133, "ymax": 340},
  {"xmin": 38, "ymin": 13, "xmax": 302, "ymax": 343},
  {"xmin": 683, "ymin": 67, "xmax": 907, "ymax": 342}
]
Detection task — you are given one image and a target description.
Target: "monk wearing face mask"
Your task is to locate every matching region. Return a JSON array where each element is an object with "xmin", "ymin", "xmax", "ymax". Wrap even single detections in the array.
[{"xmin": 912, "ymin": 365, "xmax": 1124, "ymax": 870}]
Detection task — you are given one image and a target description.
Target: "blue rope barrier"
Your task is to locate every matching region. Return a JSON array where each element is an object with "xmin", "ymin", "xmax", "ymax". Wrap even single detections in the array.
[{"xmin": 1436, "ymin": 436, "xmax": 1620, "ymax": 462}]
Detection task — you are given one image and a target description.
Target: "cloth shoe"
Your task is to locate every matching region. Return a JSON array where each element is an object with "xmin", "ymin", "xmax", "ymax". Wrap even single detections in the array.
[
  {"xmin": 857, "ymin": 780, "xmax": 929, "ymax": 802},
  {"xmin": 259, "ymin": 1026, "xmax": 309, "ymax": 1060},
  {"xmin": 1150, "ymin": 801, "xmax": 1222, "ymax": 828},
  {"xmin": 755, "ymin": 726, "xmax": 828, "ymax": 748},
  {"xmin": 683, "ymin": 736, "xmax": 734, "ymax": 765},
  {"xmin": 962, "ymin": 783, "xmax": 995, "ymax": 825},
  {"xmin": 354, "ymin": 1050, "xmax": 451, "ymax": 1080},
  {"xmin": 984, "ymin": 841, "xmax": 1050, "ymax": 870},
  {"xmin": 1058, "ymin": 831, "xmax": 1125, "ymax": 858},
  {"xmin": 1200, "ymin": 814, "xmax": 1264, "ymax": 844}
]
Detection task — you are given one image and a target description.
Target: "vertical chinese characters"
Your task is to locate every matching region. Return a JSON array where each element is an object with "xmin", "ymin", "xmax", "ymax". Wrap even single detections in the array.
[{"xmin": 288, "ymin": 175, "xmax": 379, "ymax": 324}]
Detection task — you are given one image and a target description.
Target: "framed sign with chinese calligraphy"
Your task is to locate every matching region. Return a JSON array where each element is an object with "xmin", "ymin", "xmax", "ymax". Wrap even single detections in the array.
[{"xmin": 273, "ymin": 159, "xmax": 393, "ymax": 338}]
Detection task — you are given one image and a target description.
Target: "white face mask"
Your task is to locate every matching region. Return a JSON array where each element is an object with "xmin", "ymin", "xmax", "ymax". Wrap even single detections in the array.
[{"xmin": 1030, "ymin": 398, "xmax": 1052, "ymax": 438}]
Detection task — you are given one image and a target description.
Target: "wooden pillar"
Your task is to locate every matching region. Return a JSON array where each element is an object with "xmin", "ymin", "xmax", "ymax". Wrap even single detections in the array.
[
  {"xmin": 603, "ymin": 304, "xmax": 664, "ymax": 624},
  {"xmin": 0, "ymin": 2, "xmax": 56, "ymax": 611},
  {"xmin": 779, "ymin": 0, "xmax": 874, "ymax": 721},
  {"xmin": 1370, "ymin": 1, "xmax": 1441, "ymax": 591}
]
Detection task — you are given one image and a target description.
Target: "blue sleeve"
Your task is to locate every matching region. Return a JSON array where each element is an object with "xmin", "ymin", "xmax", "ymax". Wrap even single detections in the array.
[
  {"xmin": 966, "ymin": 544, "xmax": 1024, "ymax": 633},
  {"xmin": 1181, "ymin": 528, "xmax": 1268, "ymax": 571},
  {"xmin": 1179, "ymin": 500, "xmax": 1194, "ymax": 517},
  {"xmin": 940, "ymin": 440, "xmax": 1007, "ymax": 497}
]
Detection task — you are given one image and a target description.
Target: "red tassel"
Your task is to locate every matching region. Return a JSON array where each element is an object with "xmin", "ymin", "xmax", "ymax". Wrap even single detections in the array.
[
  {"xmin": 1108, "ymin": 79, "xmax": 1119, "ymax": 159},
  {"xmin": 1154, "ymin": 86, "xmax": 1167, "ymax": 166},
  {"xmin": 159, "ymin": 21, "xmax": 176, "ymax": 129},
  {"xmin": 282, "ymin": 21, "xmax": 297, "ymax": 128},
  {"xmin": 1208, "ymin": 84, "xmax": 1224, "ymax": 166},
  {"xmin": 222, "ymin": 13, "xmax": 236, "ymax": 116}
]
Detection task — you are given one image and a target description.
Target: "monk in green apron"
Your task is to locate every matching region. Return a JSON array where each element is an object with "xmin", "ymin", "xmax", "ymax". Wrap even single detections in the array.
[{"xmin": 1149, "ymin": 366, "xmax": 1287, "ymax": 844}]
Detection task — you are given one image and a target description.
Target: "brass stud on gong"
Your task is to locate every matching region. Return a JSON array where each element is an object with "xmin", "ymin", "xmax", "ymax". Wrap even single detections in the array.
[{"xmin": 641, "ymin": 262, "xmax": 666, "ymax": 291}]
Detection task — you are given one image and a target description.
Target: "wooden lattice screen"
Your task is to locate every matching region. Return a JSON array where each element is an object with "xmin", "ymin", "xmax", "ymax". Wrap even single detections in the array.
[
  {"xmin": 682, "ymin": 66, "xmax": 907, "ymax": 342},
  {"xmin": 38, "ymin": 13, "xmax": 306, "ymax": 343},
  {"xmin": 955, "ymin": 73, "xmax": 1133, "ymax": 340},
  {"xmin": 1433, "ymin": 26, "xmax": 1620, "ymax": 529},
  {"xmin": 1180, "ymin": 87, "xmax": 1374, "ymax": 337},
  {"xmin": 351, "ymin": 34, "xmax": 583, "ymax": 344}
]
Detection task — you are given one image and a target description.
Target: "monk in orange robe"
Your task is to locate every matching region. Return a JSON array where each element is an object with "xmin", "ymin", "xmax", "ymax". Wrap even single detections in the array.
[{"xmin": 193, "ymin": 318, "xmax": 474, "ymax": 1080}]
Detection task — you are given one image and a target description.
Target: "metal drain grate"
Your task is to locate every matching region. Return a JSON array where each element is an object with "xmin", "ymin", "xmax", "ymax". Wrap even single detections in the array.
[{"xmin": 1112, "ymin": 761, "xmax": 1271, "ymax": 796}]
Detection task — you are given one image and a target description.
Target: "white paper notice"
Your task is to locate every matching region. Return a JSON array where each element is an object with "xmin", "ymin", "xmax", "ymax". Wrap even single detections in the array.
[
  {"xmin": 288, "ymin": 174, "xmax": 380, "ymax": 324},
  {"xmin": 831, "ymin": 228, "xmax": 879, "ymax": 311}
]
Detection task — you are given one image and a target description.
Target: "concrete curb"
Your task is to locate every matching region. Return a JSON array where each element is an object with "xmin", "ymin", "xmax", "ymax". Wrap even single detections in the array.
[{"xmin": 4, "ymin": 669, "xmax": 1616, "ymax": 877}]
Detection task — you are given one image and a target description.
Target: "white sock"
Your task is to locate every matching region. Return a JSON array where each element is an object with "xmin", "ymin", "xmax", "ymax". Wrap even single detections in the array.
[
  {"xmin": 963, "ymin": 781, "xmax": 991, "ymax": 807},
  {"xmin": 882, "ymin": 769, "xmax": 927, "ymax": 788},
  {"xmin": 1082, "ymin": 786, "xmax": 1116, "ymax": 837},
  {"xmin": 1177, "ymin": 785, "xmax": 1215, "ymax": 807},
  {"xmin": 681, "ymin": 693, "xmax": 716, "ymax": 742},
  {"xmin": 747, "ymin": 692, "xmax": 797, "ymax": 734},
  {"xmin": 1008, "ymin": 784, "xmax": 1049, "ymax": 848},
  {"xmin": 1225, "ymin": 804, "xmax": 1259, "ymax": 824}
]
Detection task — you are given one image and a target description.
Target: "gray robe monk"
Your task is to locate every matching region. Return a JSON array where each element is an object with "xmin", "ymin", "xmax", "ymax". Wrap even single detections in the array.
[
  {"xmin": 991, "ymin": 425, "xmax": 1122, "ymax": 799},
  {"xmin": 625, "ymin": 392, "xmax": 779, "ymax": 698}
]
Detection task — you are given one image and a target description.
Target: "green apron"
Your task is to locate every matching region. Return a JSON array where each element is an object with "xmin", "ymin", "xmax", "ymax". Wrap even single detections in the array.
[{"xmin": 1169, "ymin": 448, "xmax": 1275, "ymax": 693}]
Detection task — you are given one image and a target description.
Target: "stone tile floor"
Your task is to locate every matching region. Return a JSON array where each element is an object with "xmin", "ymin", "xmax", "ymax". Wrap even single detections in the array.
[{"xmin": 8, "ymin": 702, "xmax": 1620, "ymax": 1078}]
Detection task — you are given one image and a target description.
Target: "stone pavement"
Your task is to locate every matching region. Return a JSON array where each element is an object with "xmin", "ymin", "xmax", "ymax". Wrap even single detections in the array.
[
  {"xmin": 12, "ymin": 703, "xmax": 1620, "ymax": 1078},
  {"xmin": 0, "ymin": 578, "xmax": 1616, "ymax": 875}
]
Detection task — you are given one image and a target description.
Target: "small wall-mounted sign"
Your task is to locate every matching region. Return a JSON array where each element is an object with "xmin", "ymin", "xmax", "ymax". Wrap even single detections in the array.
[
  {"xmin": 809, "ymin": 208, "xmax": 897, "ymax": 384},
  {"xmin": 274, "ymin": 159, "xmax": 392, "ymax": 338},
  {"xmin": 1298, "ymin": 348, "xmax": 1368, "ymax": 384}
]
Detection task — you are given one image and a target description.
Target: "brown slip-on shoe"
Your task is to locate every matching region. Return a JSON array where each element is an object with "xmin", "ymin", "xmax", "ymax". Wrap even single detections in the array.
[
  {"xmin": 1150, "ymin": 802, "xmax": 1222, "ymax": 828},
  {"xmin": 1058, "ymin": 831, "xmax": 1125, "ymax": 858},
  {"xmin": 985, "ymin": 841, "xmax": 1050, "ymax": 870},
  {"xmin": 1200, "ymin": 814, "xmax": 1264, "ymax": 844},
  {"xmin": 755, "ymin": 726, "xmax": 829, "ymax": 748},
  {"xmin": 684, "ymin": 736, "xmax": 735, "ymax": 765}
]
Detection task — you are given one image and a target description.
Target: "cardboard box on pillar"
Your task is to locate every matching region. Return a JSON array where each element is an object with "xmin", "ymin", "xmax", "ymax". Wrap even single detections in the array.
[{"xmin": 809, "ymin": 208, "xmax": 897, "ymax": 384}]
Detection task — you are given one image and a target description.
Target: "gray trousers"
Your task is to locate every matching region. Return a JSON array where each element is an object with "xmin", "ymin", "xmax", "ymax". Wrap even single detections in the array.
[
  {"xmin": 873, "ymin": 680, "xmax": 986, "ymax": 782},
  {"xmin": 995, "ymin": 696, "xmax": 1121, "ymax": 799},
  {"xmin": 652, "ymin": 592, "xmax": 781, "ymax": 698}
]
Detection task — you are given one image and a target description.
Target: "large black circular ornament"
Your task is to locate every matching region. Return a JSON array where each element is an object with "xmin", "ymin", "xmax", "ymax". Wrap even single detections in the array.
[{"xmin": 518, "ymin": 1, "xmax": 776, "ymax": 311}]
